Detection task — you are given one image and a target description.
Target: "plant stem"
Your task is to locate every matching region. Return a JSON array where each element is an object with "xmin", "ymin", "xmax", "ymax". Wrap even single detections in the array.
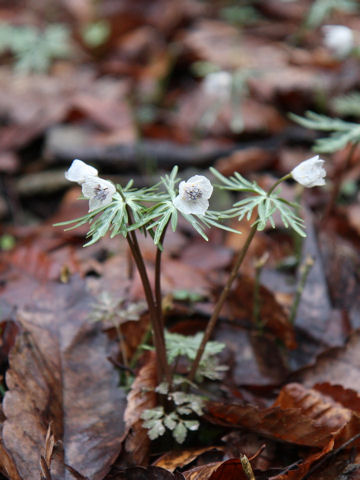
[
  {"xmin": 187, "ymin": 173, "xmax": 291, "ymax": 383},
  {"xmin": 289, "ymin": 255, "xmax": 314, "ymax": 324},
  {"xmin": 124, "ymin": 207, "xmax": 171, "ymax": 384},
  {"xmin": 187, "ymin": 223, "xmax": 258, "ymax": 383},
  {"xmin": 252, "ymin": 252, "xmax": 269, "ymax": 328},
  {"xmin": 154, "ymin": 221, "xmax": 170, "ymax": 329},
  {"xmin": 267, "ymin": 173, "xmax": 292, "ymax": 195}
]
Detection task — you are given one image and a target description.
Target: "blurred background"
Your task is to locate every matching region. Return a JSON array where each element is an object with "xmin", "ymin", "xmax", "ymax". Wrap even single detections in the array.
[{"xmin": 0, "ymin": 0, "xmax": 360, "ymax": 231}]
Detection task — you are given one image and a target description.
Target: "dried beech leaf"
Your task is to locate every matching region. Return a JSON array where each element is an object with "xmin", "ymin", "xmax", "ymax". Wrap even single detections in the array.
[
  {"xmin": 274, "ymin": 383, "xmax": 353, "ymax": 432},
  {"xmin": 2, "ymin": 276, "xmax": 126, "ymax": 480},
  {"xmin": 183, "ymin": 458, "xmax": 250, "ymax": 480},
  {"xmin": 153, "ymin": 447, "xmax": 224, "ymax": 472},
  {"xmin": 206, "ymin": 401, "xmax": 334, "ymax": 448}
]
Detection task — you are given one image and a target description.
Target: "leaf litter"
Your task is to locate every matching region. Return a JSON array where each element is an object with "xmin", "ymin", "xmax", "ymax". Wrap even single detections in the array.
[{"xmin": 2, "ymin": 0, "xmax": 360, "ymax": 479}]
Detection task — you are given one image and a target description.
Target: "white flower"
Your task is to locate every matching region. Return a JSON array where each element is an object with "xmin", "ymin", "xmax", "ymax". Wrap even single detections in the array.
[
  {"xmin": 203, "ymin": 71, "xmax": 232, "ymax": 101},
  {"xmin": 173, "ymin": 175, "xmax": 213, "ymax": 215},
  {"xmin": 291, "ymin": 155, "xmax": 326, "ymax": 188},
  {"xmin": 82, "ymin": 176, "xmax": 116, "ymax": 211},
  {"xmin": 323, "ymin": 25, "xmax": 354, "ymax": 58},
  {"xmin": 65, "ymin": 159, "xmax": 98, "ymax": 184}
]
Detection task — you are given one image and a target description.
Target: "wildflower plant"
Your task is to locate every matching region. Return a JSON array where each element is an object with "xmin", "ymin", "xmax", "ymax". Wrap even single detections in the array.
[
  {"xmin": 290, "ymin": 111, "xmax": 360, "ymax": 153},
  {"xmin": 57, "ymin": 155, "xmax": 326, "ymax": 444}
]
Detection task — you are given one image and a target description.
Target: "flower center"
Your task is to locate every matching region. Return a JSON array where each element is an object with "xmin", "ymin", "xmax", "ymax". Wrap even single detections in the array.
[
  {"xmin": 183, "ymin": 185, "xmax": 202, "ymax": 201},
  {"xmin": 94, "ymin": 185, "xmax": 108, "ymax": 201}
]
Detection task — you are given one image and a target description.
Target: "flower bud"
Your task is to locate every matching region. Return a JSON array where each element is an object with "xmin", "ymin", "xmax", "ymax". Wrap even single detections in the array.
[
  {"xmin": 65, "ymin": 159, "xmax": 98, "ymax": 184},
  {"xmin": 323, "ymin": 25, "xmax": 354, "ymax": 58},
  {"xmin": 291, "ymin": 155, "xmax": 326, "ymax": 188}
]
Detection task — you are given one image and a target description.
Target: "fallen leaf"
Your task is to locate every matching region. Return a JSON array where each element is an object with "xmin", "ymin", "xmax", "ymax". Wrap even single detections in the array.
[
  {"xmin": 123, "ymin": 353, "xmax": 158, "ymax": 466},
  {"xmin": 293, "ymin": 330, "xmax": 360, "ymax": 393},
  {"xmin": 183, "ymin": 458, "xmax": 251, "ymax": 480},
  {"xmin": 153, "ymin": 447, "xmax": 224, "ymax": 472},
  {"xmin": 2, "ymin": 276, "xmax": 126, "ymax": 480},
  {"xmin": 225, "ymin": 275, "xmax": 296, "ymax": 349}
]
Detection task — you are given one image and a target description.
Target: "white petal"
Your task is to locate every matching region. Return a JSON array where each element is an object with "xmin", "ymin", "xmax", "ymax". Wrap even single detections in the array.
[
  {"xmin": 178, "ymin": 180, "xmax": 187, "ymax": 198},
  {"xmin": 173, "ymin": 195, "xmax": 209, "ymax": 215},
  {"xmin": 82, "ymin": 176, "xmax": 116, "ymax": 211},
  {"xmin": 291, "ymin": 156, "xmax": 326, "ymax": 188},
  {"xmin": 323, "ymin": 25, "xmax": 354, "ymax": 57},
  {"xmin": 65, "ymin": 159, "xmax": 98, "ymax": 184}
]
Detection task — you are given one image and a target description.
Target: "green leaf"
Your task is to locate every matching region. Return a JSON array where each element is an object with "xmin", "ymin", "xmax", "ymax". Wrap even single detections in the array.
[
  {"xmin": 165, "ymin": 331, "xmax": 225, "ymax": 365},
  {"xmin": 290, "ymin": 111, "xmax": 360, "ymax": 153},
  {"xmin": 173, "ymin": 422, "xmax": 187, "ymax": 444},
  {"xmin": 332, "ymin": 92, "xmax": 360, "ymax": 118}
]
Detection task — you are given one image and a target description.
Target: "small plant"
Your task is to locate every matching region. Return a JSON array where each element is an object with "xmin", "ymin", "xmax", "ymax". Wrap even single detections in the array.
[
  {"xmin": 197, "ymin": 67, "xmax": 256, "ymax": 133},
  {"xmin": 290, "ymin": 111, "xmax": 360, "ymax": 153},
  {"xmin": 0, "ymin": 23, "xmax": 71, "ymax": 73},
  {"xmin": 57, "ymin": 155, "xmax": 326, "ymax": 443},
  {"xmin": 332, "ymin": 92, "xmax": 360, "ymax": 118}
]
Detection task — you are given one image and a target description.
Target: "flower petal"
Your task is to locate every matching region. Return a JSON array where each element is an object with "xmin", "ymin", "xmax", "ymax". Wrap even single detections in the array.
[
  {"xmin": 65, "ymin": 159, "xmax": 98, "ymax": 184},
  {"xmin": 173, "ymin": 195, "xmax": 209, "ymax": 215},
  {"xmin": 81, "ymin": 176, "xmax": 116, "ymax": 211},
  {"xmin": 291, "ymin": 156, "xmax": 326, "ymax": 188}
]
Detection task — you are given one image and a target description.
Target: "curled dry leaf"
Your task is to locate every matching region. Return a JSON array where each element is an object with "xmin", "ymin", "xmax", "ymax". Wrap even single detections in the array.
[
  {"xmin": 183, "ymin": 458, "xmax": 253, "ymax": 480},
  {"xmin": 153, "ymin": 447, "xmax": 224, "ymax": 472},
  {"xmin": 2, "ymin": 276, "xmax": 126, "ymax": 480},
  {"xmin": 123, "ymin": 352, "xmax": 158, "ymax": 465}
]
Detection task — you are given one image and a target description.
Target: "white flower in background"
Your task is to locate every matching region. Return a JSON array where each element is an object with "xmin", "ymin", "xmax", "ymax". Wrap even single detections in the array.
[
  {"xmin": 82, "ymin": 176, "xmax": 116, "ymax": 211},
  {"xmin": 173, "ymin": 175, "xmax": 213, "ymax": 215},
  {"xmin": 65, "ymin": 159, "xmax": 98, "ymax": 184},
  {"xmin": 323, "ymin": 25, "xmax": 354, "ymax": 58},
  {"xmin": 203, "ymin": 71, "xmax": 232, "ymax": 101},
  {"xmin": 291, "ymin": 155, "xmax": 326, "ymax": 188}
]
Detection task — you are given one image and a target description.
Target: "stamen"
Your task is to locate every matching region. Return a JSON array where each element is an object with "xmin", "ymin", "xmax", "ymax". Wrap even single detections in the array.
[
  {"xmin": 183, "ymin": 185, "xmax": 202, "ymax": 201},
  {"xmin": 94, "ymin": 185, "xmax": 108, "ymax": 201}
]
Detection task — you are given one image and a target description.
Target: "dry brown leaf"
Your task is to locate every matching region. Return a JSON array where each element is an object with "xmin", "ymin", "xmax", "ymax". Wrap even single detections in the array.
[
  {"xmin": 0, "ymin": 441, "xmax": 22, "ymax": 480},
  {"xmin": 123, "ymin": 353, "xmax": 158, "ymax": 466},
  {"xmin": 183, "ymin": 458, "xmax": 251, "ymax": 480},
  {"xmin": 153, "ymin": 447, "xmax": 224, "ymax": 472},
  {"xmin": 206, "ymin": 400, "xmax": 334, "ymax": 448},
  {"xmin": 2, "ymin": 276, "xmax": 126, "ymax": 480},
  {"xmin": 294, "ymin": 331, "xmax": 360, "ymax": 393},
  {"xmin": 226, "ymin": 275, "xmax": 296, "ymax": 349}
]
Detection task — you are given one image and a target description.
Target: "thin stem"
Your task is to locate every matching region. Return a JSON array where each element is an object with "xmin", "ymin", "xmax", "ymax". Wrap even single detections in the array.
[
  {"xmin": 124, "ymin": 205, "xmax": 171, "ymax": 384},
  {"xmin": 187, "ymin": 223, "xmax": 258, "ymax": 383},
  {"xmin": 252, "ymin": 252, "xmax": 269, "ymax": 328},
  {"xmin": 289, "ymin": 255, "xmax": 314, "ymax": 324},
  {"xmin": 155, "ymin": 221, "xmax": 170, "ymax": 329},
  {"xmin": 187, "ymin": 173, "xmax": 291, "ymax": 383},
  {"xmin": 267, "ymin": 173, "xmax": 292, "ymax": 196}
]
